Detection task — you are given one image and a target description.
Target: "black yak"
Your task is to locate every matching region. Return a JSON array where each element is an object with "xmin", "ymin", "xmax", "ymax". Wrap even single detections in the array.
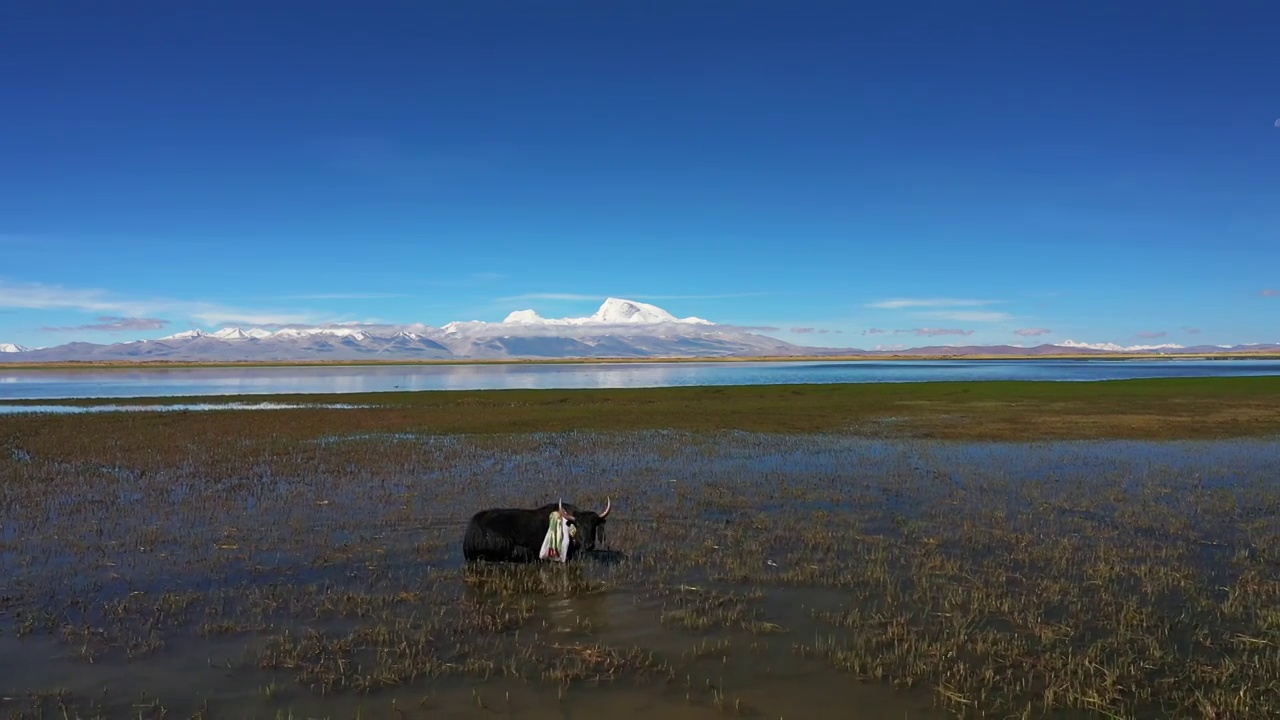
[{"xmin": 462, "ymin": 498, "xmax": 611, "ymax": 563}]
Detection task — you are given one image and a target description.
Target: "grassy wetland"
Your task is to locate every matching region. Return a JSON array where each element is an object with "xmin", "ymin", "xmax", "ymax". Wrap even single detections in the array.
[{"xmin": 3, "ymin": 377, "xmax": 1280, "ymax": 719}]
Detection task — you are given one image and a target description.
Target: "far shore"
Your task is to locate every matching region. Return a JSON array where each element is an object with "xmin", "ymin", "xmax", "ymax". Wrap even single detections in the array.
[
  {"xmin": 4, "ymin": 351, "xmax": 1280, "ymax": 371},
  {"xmin": 5, "ymin": 376, "xmax": 1280, "ymax": 441}
]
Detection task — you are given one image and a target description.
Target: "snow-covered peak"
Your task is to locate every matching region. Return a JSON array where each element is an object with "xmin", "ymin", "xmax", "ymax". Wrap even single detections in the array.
[
  {"xmin": 140, "ymin": 298, "xmax": 716, "ymax": 344},
  {"xmin": 503, "ymin": 309, "xmax": 546, "ymax": 324},
  {"xmin": 591, "ymin": 298, "xmax": 678, "ymax": 324},
  {"xmin": 315, "ymin": 327, "xmax": 369, "ymax": 339},
  {"xmin": 440, "ymin": 321, "xmax": 475, "ymax": 335},
  {"xmin": 162, "ymin": 325, "xmax": 380, "ymax": 342},
  {"xmin": 1055, "ymin": 339, "xmax": 1186, "ymax": 352},
  {"xmin": 492, "ymin": 298, "xmax": 713, "ymax": 327},
  {"xmin": 0, "ymin": 343, "xmax": 28, "ymax": 353}
]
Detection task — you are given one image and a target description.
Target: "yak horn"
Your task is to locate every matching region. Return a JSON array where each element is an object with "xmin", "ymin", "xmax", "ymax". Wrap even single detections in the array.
[
  {"xmin": 558, "ymin": 498, "xmax": 570, "ymax": 518},
  {"xmin": 599, "ymin": 496, "xmax": 611, "ymax": 519}
]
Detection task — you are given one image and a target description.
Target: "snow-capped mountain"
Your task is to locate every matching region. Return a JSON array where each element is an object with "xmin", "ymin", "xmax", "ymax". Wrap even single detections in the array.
[
  {"xmin": 497, "ymin": 298, "xmax": 712, "ymax": 327},
  {"xmin": 1055, "ymin": 339, "xmax": 1186, "ymax": 352},
  {"xmin": 2, "ymin": 297, "xmax": 1278, "ymax": 363},
  {"xmin": 2, "ymin": 298, "xmax": 799, "ymax": 362}
]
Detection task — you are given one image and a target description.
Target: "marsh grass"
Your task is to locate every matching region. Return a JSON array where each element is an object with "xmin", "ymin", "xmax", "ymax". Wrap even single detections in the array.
[
  {"xmin": 2, "ymin": 399, "xmax": 1280, "ymax": 718},
  {"xmin": 5, "ymin": 375, "xmax": 1280, "ymax": 440}
]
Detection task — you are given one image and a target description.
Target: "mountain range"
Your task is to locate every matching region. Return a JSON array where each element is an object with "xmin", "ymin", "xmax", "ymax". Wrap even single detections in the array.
[{"xmin": 2, "ymin": 298, "xmax": 1278, "ymax": 362}]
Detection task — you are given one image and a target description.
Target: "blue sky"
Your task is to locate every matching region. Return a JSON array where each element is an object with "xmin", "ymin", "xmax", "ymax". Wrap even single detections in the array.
[{"xmin": 1, "ymin": 1, "xmax": 1277, "ymax": 351}]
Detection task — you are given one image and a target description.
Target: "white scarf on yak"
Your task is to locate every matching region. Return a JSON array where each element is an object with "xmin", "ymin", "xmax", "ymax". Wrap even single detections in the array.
[{"xmin": 539, "ymin": 508, "xmax": 577, "ymax": 562}]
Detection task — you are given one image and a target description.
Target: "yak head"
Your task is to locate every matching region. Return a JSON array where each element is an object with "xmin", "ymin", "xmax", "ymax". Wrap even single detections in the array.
[{"xmin": 558, "ymin": 497, "xmax": 612, "ymax": 553}]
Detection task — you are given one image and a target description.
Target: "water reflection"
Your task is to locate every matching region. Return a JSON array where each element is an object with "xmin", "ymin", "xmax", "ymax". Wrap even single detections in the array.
[
  {"xmin": 431, "ymin": 362, "xmax": 702, "ymax": 391},
  {"xmin": 1, "ymin": 358, "xmax": 1279, "ymax": 400},
  {"xmin": 0, "ymin": 401, "xmax": 369, "ymax": 414}
]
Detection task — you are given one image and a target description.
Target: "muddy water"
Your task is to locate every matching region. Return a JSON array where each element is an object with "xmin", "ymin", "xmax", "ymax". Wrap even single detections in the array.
[
  {"xmin": 0, "ymin": 629, "xmax": 940, "ymax": 719},
  {"xmin": 0, "ymin": 626, "xmax": 1126, "ymax": 720},
  {"xmin": 0, "ymin": 586, "xmax": 942, "ymax": 720},
  {"xmin": 3, "ymin": 431, "xmax": 1279, "ymax": 718}
]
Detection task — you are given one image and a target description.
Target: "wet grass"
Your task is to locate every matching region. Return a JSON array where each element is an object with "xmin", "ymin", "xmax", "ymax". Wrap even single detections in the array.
[
  {"xmin": 4, "ymin": 376, "xmax": 1280, "ymax": 440},
  {"xmin": 2, "ymin": 382, "xmax": 1280, "ymax": 718}
]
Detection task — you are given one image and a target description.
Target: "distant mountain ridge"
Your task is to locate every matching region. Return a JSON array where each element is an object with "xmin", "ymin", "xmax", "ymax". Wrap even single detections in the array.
[{"xmin": 2, "ymin": 298, "xmax": 1278, "ymax": 362}]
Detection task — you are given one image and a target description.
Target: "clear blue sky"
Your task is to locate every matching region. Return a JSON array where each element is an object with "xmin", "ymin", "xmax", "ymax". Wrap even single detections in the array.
[{"xmin": 1, "ymin": 1, "xmax": 1277, "ymax": 350}]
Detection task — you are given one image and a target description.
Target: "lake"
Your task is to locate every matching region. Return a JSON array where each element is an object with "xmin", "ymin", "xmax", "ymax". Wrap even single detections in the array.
[{"xmin": 2, "ymin": 357, "xmax": 1279, "ymax": 401}]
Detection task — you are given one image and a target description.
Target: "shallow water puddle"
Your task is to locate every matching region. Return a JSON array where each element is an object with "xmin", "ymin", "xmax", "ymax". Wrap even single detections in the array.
[{"xmin": 3, "ymin": 430, "xmax": 1280, "ymax": 718}]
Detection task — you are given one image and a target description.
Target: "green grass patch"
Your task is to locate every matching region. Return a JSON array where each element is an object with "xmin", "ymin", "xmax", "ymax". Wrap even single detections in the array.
[{"xmin": 3, "ymin": 376, "xmax": 1280, "ymax": 441}]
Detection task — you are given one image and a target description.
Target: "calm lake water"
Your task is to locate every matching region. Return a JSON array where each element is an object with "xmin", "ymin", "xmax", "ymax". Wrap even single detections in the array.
[{"xmin": 1, "ymin": 358, "xmax": 1278, "ymax": 401}]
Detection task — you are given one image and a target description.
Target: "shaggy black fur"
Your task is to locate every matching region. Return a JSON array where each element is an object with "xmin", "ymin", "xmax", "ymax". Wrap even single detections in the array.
[{"xmin": 462, "ymin": 500, "xmax": 610, "ymax": 563}]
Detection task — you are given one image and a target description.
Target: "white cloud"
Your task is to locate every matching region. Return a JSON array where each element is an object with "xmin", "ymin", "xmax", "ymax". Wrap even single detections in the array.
[
  {"xmin": 865, "ymin": 298, "xmax": 1000, "ymax": 310},
  {"xmin": 916, "ymin": 310, "xmax": 1013, "ymax": 323},
  {"xmin": 0, "ymin": 280, "xmax": 156, "ymax": 316},
  {"xmin": 275, "ymin": 292, "xmax": 409, "ymax": 300},
  {"xmin": 496, "ymin": 293, "xmax": 604, "ymax": 302},
  {"xmin": 899, "ymin": 327, "xmax": 974, "ymax": 337},
  {"xmin": 186, "ymin": 305, "xmax": 332, "ymax": 327},
  {"xmin": 0, "ymin": 279, "xmax": 343, "ymax": 328},
  {"xmin": 43, "ymin": 316, "xmax": 170, "ymax": 333},
  {"xmin": 864, "ymin": 297, "xmax": 1012, "ymax": 323}
]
